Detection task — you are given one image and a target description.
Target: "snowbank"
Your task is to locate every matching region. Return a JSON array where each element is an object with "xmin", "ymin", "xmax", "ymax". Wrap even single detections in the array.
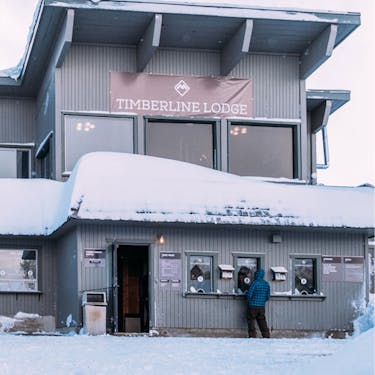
[{"xmin": 0, "ymin": 152, "xmax": 373, "ymax": 235}]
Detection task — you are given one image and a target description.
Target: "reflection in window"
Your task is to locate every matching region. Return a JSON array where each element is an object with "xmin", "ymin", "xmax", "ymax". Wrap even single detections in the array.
[
  {"xmin": 146, "ymin": 121, "xmax": 214, "ymax": 168},
  {"xmin": 189, "ymin": 255, "xmax": 213, "ymax": 293},
  {"xmin": 236, "ymin": 257, "xmax": 258, "ymax": 293},
  {"xmin": 64, "ymin": 115, "xmax": 134, "ymax": 172},
  {"xmin": 0, "ymin": 249, "xmax": 38, "ymax": 292},
  {"xmin": 229, "ymin": 124, "xmax": 294, "ymax": 178},
  {"xmin": 0, "ymin": 149, "xmax": 30, "ymax": 178},
  {"xmin": 294, "ymin": 258, "xmax": 316, "ymax": 295}
]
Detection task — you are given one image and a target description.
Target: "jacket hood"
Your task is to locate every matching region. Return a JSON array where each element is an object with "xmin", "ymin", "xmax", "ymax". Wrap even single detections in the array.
[{"xmin": 254, "ymin": 269, "xmax": 265, "ymax": 279}]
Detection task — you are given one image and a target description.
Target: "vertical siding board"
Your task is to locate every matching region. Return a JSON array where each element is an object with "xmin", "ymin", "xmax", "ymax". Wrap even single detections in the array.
[{"xmin": 0, "ymin": 98, "xmax": 36, "ymax": 143}]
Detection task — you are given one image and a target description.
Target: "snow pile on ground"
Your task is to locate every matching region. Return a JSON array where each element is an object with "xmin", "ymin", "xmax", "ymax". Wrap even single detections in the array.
[
  {"xmin": 0, "ymin": 152, "xmax": 373, "ymax": 236},
  {"xmin": 0, "ymin": 299, "xmax": 373, "ymax": 374},
  {"xmin": 295, "ymin": 296, "xmax": 374, "ymax": 375}
]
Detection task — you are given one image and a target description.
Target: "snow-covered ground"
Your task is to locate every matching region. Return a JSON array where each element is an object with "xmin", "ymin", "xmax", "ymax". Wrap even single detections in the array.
[{"xmin": 0, "ymin": 298, "xmax": 373, "ymax": 375}]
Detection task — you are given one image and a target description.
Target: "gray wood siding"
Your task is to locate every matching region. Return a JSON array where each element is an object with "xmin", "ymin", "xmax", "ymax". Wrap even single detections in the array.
[
  {"xmin": 0, "ymin": 237, "xmax": 56, "ymax": 317},
  {"xmin": 55, "ymin": 228, "xmax": 79, "ymax": 328},
  {"xmin": 0, "ymin": 98, "xmax": 35, "ymax": 143},
  {"xmin": 59, "ymin": 45, "xmax": 300, "ymax": 120},
  {"xmin": 76, "ymin": 222, "xmax": 366, "ymax": 332}
]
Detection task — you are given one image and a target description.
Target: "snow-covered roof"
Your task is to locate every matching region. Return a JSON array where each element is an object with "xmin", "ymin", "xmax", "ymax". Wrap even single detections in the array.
[{"xmin": 0, "ymin": 153, "xmax": 373, "ymax": 236}]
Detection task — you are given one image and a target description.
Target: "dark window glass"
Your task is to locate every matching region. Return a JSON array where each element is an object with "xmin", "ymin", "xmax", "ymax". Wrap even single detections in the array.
[
  {"xmin": 189, "ymin": 255, "xmax": 213, "ymax": 293},
  {"xmin": 236, "ymin": 257, "xmax": 258, "ymax": 293},
  {"xmin": 146, "ymin": 121, "xmax": 214, "ymax": 168},
  {"xmin": 0, "ymin": 149, "xmax": 30, "ymax": 178},
  {"xmin": 0, "ymin": 249, "xmax": 38, "ymax": 292},
  {"xmin": 64, "ymin": 116, "xmax": 134, "ymax": 172},
  {"xmin": 229, "ymin": 124, "xmax": 294, "ymax": 178},
  {"xmin": 294, "ymin": 258, "xmax": 316, "ymax": 295}
]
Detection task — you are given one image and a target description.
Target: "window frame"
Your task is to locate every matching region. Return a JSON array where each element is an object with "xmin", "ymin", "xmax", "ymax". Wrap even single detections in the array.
[
  {"xmin": 227, "ymin": 120, "xmax": 300, "ymax": 179},
  {"xmin": 232, "ymin": 253, "xmax": 264, "ymax": 294},
  {"xmin": 145, "ymin": 117, "xmax": 220, "ymax": 170},
  {"xmin": 291, "ymin": 255, "xmax": 321, "ymax": 296},
  {"xmin": 185, "ymin": 251, "xmax": 218, "ymax": 294},
  {"xmin": 0, "ymin": 145, "xmax": 32, "ymax": 179},
  {"xmin": 0, "ymin": 249, "xmax": 39, "ymax": 293},
  {"xmin": 62, "ymin": 113, "xmax": 136, "ymax": 175}
]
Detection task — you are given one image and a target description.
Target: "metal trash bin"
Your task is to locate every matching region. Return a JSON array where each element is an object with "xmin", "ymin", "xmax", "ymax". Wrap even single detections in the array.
[{"xmin": 82, "ymin": 291, "xmax": 107, "ymax": 335}]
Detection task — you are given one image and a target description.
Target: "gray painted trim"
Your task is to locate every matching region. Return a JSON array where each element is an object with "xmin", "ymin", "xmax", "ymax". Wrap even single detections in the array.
[
  {"xmin": 46, "ymin": 1, "xmax": 361, "ymax": 25},
  {"xmin": 301, "ymin": 24, "xmax": 338, "ymax": 79},
  {"xmin": 221, "ymin": 19, "xmax": 253, "ymax": 76},
  {"xmin": 311, "ymin": 100, "xmax": 333, "ymax": 134},
  {"xmin": 299, "ymin": 80, "xmax": 308, "ymax": 181},
  {"xmin": 56, "ymin": 9, "xmax": 75, "ymax": 68},
  {"xmin": 137, "ymin": 14, "xmax": 162, "ymax": 72}
]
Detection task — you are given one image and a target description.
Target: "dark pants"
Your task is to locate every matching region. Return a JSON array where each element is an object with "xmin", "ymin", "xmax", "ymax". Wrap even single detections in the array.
[{"xmin": 247, "ymin": 306, "xmax": 270, "ymax": 338}]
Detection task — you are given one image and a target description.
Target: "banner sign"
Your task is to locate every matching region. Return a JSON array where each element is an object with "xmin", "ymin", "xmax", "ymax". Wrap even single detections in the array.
[{"xmin": 110, "ymin": 72, "xmax": 253, "ymax": 118}]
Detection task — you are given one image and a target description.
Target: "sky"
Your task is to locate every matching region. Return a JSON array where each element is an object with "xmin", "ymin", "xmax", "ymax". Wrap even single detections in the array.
[{"xmin": 0, "ymin": 0, "xmax": 374, "ymax": 187}]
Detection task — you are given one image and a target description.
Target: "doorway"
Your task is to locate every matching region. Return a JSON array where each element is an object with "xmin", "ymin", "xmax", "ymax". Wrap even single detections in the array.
[{"xmin": 115, "ymin": 245, "xmax": 149, "ymax": 333}]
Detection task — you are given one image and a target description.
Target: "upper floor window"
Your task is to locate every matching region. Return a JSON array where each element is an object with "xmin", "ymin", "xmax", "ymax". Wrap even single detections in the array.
[
  {"xmin": 0, "ymin": 249, "xmax": 38, "ymax": 292},
  {"xmin": 145, "ymin": 120, "xmax": 215, "ymax": 168},
  {"xmin": 63, "ymin": 115, "xmax": 134, "ymax": 173},
  {"xmin": 229, "ymin": 123, "xmax": 295, "ymax": 179},
  {"xmin": 0, "ymin": 148, "xmax": 30, "ymax": 178}
]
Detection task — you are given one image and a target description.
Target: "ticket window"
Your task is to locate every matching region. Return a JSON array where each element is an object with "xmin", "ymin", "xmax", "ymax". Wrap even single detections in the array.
[{"xmin": 235, "ymin": 257, "xmax": 258, "ymax": 293}]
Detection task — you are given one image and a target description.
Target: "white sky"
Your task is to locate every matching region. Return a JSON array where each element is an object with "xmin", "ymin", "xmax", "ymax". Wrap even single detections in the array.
[{"xmin": 0, "ymin": 0, "xmax": 374, "ymax": 186}]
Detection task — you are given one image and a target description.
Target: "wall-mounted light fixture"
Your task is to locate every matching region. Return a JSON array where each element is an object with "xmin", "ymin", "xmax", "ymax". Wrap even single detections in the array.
[{"xmin": 156, "ymin": 234, "xmax": 165, "ymax": 245}]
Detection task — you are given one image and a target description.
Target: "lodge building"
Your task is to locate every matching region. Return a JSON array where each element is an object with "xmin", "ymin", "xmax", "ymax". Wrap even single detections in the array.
[{"xmin": 0, "ymin": 0, "xmax": 373, "ymax": 336}]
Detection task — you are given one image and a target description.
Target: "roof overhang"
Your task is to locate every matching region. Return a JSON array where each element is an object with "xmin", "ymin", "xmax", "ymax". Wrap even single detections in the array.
[
  {"xmin": 307, "ymin": 89, "xmax": 350, "ymax": 133},
  {"xmin": 0, "ymin": 0, "xmax": 360, "ymax": 97}
]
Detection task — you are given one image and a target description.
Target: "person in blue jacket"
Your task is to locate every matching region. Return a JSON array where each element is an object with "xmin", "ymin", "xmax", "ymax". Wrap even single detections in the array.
[{"xmin": 246, "ymin": 268, "xmax": 271, "ymax": 338}]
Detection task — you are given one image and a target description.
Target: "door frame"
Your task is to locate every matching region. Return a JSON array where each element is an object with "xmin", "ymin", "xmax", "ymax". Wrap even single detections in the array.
[{"xmin": 111, "ymin": 240, "xmax": 154, "ymax": 333}]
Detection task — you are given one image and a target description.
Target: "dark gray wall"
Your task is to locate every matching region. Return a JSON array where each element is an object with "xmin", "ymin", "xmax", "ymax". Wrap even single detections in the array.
[
  {"xmin": 0, "ymin": 237, "xmax": 56, "ymax": 317},
  {"xmin": 54, "ymin": 227, "xmax": 79, "ymax": 328},
  {"xmin": 0, "ymin": 98, "xmax": 35, "ymax": 143},
  {"xmin": 75, "ymin": 222, "xmax": 367, "ymax": 332}
]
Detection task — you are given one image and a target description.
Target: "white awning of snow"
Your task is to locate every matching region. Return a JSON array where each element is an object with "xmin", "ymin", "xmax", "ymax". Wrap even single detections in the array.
[{"xmin": 0, "ymin": 152, "xmax": 373, "ymax": 236}]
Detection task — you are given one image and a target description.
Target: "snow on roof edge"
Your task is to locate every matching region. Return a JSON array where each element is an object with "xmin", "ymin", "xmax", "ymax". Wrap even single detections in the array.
[{"xmin": 0, "ymin": 152, "xmax": 373, "ymax": 236}]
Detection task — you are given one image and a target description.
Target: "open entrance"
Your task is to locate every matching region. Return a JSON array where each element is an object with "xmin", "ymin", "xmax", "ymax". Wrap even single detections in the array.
[{"xmin": 115, "ymin": 245, "xmax": 149, "ymax": 333}]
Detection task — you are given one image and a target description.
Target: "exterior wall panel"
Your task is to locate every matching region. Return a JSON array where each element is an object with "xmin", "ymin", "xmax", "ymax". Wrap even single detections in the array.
[
  {"xmin": 75, "ymin": 222, "xmax": 365, "ymax": 333},
  {"xmin": 55, "ymin": 228, "xmax": 79, "ymax": 328},
  {"xmin": 0, "ymin": 98, "xmax": 35, "ymax": 143}
]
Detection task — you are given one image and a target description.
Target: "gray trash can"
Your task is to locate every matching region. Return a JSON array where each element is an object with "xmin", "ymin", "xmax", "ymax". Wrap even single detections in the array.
[{"xmin": 82, "ymin": 292, "xmax": 107, "ymax": 335}]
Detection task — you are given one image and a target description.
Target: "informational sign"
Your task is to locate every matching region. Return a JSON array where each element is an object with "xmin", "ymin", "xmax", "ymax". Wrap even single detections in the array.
[
  {"xmin": 110, "ymin": 72, "xmax": 253, "ymax": 118},
  {"xmin": 159, "ymin": 252, "xmax": 181, "ymax": 283},
  {"xmin": 344, "ymin": 257, "xmax": 364, "ymax": 282},
  {"xmin": 84, "ymin": 249, "xmax": 106, "ymax": 268},
  {"xmin": 322, "ymin": 256, "xmax": 343, "ymax": 282}
]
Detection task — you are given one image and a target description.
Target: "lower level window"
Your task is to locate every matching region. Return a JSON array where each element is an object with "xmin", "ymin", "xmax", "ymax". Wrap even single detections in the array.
[
  {"xmin": 294, "ymin": 258, "xmax": 316, "ymax": 295},
  {"xmin": 235, "ymin": 257, "xmax": 259, "ymax": 293},
  {"xmin": 0, "ymin": 249, "xmax": 38, "ymax": 292},
  {"xmin": 188, "ymin": 255, "xmax": 213, "ymax": 293},
  {"xmin": 0, "ymin": 148, "xmax": 30, "ymax": 178}
]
